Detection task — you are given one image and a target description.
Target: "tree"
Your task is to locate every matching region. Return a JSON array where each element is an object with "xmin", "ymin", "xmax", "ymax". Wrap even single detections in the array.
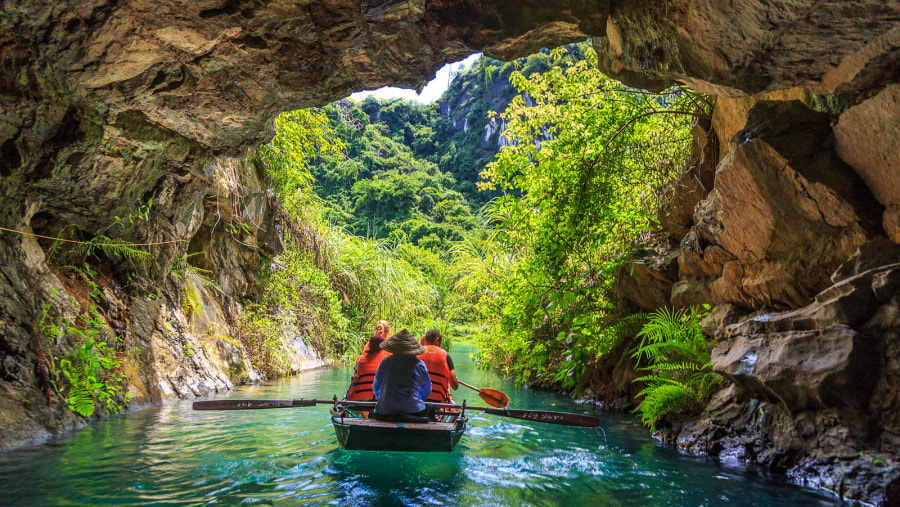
[{"xmin": 474, "ymin": 44, "xmax": 711, "ymax": 389}]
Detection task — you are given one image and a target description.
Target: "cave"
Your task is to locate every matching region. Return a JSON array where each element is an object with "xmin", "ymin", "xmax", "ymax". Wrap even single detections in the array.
[{"xmin": 1, "ymin": 0, "xmax": 899, "ymax": 503}]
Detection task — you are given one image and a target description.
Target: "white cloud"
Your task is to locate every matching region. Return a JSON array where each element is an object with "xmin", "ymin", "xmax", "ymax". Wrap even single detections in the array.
[{"xmin": 350, "ymin": 53, "xmax": 482, "ymax": 104}]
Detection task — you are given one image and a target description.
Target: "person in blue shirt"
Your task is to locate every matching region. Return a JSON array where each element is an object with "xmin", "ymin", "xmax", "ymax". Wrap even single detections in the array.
[{"xmin": 372, "ymin": 329, "xmax": 432, "ymax": 419}]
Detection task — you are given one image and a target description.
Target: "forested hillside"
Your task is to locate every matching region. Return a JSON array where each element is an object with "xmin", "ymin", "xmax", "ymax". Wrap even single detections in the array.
[{"xmin": 304, "ymin": 44, "xmax": 592, "ymax": 250}]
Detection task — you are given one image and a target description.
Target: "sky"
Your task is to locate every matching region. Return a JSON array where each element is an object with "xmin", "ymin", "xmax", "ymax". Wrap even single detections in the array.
[{"xmin": 349, "ymin": 53, "xmax": 481, "ymax": 104}]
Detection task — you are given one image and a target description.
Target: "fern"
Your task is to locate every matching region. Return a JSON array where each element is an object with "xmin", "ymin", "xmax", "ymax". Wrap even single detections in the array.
[
  {"xmin": 77, "ymin": 236, "xmax": 152, "ymax": 264},
  {"xmin": 634, "ymin": 381, "xmax": 697, "ymax": 430},
  {"xmin": 60, "ymin": 359, "xmax": 96, "ymax": 417},
  {"xmin": 46, "ymin": 304, "xmax": 132, "ymax": 418},
  {"xmin": 171, "ymin": 253, "xmax": 223, "ymax": 294},
  {"xmin": 631, "ymin": 305, "xmax": 721, "ymax": 430},
  {"xmin": 48, "ymin": 200, "xmax": 154, "ymax": 268},
  {"xmin": 181, "ymin": 282, "xmax": 203, "ymax": 317},
  {"xmin": 47, "ymin": 225, "xmax": 78, "ymax": 264}
]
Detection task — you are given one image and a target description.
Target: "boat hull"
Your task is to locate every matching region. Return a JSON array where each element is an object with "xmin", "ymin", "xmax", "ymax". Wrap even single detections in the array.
[{"xmin": 331, "ymin": 416, "xmax": 466, "ymax": 452}]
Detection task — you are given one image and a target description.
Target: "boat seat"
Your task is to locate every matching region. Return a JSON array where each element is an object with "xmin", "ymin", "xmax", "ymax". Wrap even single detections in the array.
[
  {"xmin": 399, "ymin": 415, "xmax": 431, "ymax": 424},
  {"xmin": 373, "ymin": 413, "xmax": 431, "ymax": 424}
]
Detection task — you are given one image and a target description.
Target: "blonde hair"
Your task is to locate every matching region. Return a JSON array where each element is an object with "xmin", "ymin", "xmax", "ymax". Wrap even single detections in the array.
[{"xmin": 375, "ymin": 320, "xmax": 391, "ymax": 338}]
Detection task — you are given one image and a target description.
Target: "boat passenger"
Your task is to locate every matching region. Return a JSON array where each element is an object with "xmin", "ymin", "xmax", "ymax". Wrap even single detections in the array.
[
  {"xmin": 345, "ymin": 334, "xmax": 391, "ymax": 404},
  {"xmin": 372, "ymin": 329, "xmax": 433, "ymax": 420},
  {"xmin": 419, "ymin": 330, "xmax": 459, "ymax": 404},
  {"xmin": 374, "ymin": 319, "xmax": 391, "ymax": 339}
]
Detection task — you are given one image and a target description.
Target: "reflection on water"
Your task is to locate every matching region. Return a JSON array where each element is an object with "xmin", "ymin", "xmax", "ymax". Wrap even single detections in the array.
[{"xmin": 0, "ymin": 347, "xmax": 837, "ymax": 506}]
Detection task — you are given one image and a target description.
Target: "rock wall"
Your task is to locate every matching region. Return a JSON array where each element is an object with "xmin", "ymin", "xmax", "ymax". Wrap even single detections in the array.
[
  {"xmin": 602, "ymin": 2, "xmax": 900, "ymax": 503},
  {"xmin": 612, "ymin": 97, "xmax": 900, "ymax": 506}
]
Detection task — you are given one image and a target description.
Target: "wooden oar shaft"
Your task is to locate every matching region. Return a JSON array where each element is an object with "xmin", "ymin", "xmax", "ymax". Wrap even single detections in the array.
[
  {"xmin": 192, "ymin": 399, "xmax": 599, "ymax": 427},
  {"xmin": 193, "ymin": 399, "xmax": 365, "ymax": 410},
  {"xmin": 458, "ymin": 380, "xmax": 479, "ymax": 391}
]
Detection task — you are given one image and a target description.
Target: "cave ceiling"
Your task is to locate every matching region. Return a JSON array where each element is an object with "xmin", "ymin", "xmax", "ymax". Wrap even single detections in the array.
[
  {"xmin": 0, "ymin": 0, "xmax": 897, "ymax": 237},
  {"xmin": 2, "ymin": 0, "xmax": 897, "ymax": 158}
]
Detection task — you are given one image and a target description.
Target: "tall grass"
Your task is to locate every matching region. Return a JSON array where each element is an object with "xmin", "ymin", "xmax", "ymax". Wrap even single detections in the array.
[
  {"xmin": 324, "ymin": 226, "xmax": 437, "ymax": 337},
  {"xmin": 244, "ymin": 108, "xmax": 462, "ymax": 372}
]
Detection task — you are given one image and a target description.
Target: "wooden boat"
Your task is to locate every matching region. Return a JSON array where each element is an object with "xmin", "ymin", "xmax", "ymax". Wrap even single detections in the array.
[
  {"xmin": 331, "ymin": 410, "xmax": 467, "ymax": 452},
  {"xmin": 193, "ymin": 398, "xmax": 598, "ymax": 453}
]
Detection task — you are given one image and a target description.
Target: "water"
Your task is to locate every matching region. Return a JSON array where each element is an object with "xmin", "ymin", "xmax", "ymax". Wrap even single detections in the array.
[{"xmin": 0, "ymin": 347, "xmax": 837, "ymax": 506}]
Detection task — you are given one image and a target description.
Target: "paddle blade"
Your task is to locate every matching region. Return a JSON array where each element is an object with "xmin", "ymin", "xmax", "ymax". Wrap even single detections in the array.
[
  {"xmin": 484, "ymin": 408, "xmax": 599, "ymax": 427},
  {"xmin": 193, "ymin": 399, "xmax": 315, "ymax": 410},
  {"xmin": 478, "ymin": 389, "xmax": 509, "ymax": 408}
]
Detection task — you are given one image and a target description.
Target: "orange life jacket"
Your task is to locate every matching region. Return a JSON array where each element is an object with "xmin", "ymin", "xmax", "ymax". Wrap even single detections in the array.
[
  {"xmin": 420, "ymin": 345, "xmax": 452, "ymax": 403},
  {"xmin": 346, "ymin": 349, "xmax": 390, "ymax": 400}
]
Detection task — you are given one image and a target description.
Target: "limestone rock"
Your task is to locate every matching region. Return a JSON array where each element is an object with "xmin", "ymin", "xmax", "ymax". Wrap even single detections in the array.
[
  {"xmin": 712, "ymin": 324, "xmax": 878, "ymax": 411},
  {"xmin": 711, "ymin": 89, "xmax": 812, "ymax": 161},
  {"xmin": 659, "ymin": 120, "xmax": 717, "ymax": 241},
  {"xmin": 831, "ymin": 237, "xmax": 900, "ymax": 284},
  {"xmin": 677, "ymin": 100, "xmax": 872, "ymax": 310},
  {"xmin": 833, "ymin": 84, "xmax": 900, "ymax": 244},
  {"xmin": 613, "ymin": 243, "xmax": 679, "ymax": 312},
  {"xmin": 594, "ymin": 0, "xmax": 900, "ymax": 96},
  {"xmin": 662, "ymin": 260, "xmax": 900, "ymax": 503},
  {"xmin": 886, "ymin": 205, "xmax": 900, "ymax": 244}
]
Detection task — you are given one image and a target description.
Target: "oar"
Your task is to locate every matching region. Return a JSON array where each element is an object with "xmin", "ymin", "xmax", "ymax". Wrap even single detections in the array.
[
  {"xmin": 458, "ymin": 380, "xmax": 509, "ymax": 408},
  {"xmin": 193, "ymin": 399, "xmax": 599, "ymax": 427}
]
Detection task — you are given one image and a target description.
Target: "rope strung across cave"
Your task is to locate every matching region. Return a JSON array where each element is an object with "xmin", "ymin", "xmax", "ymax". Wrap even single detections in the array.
[{"xmin": 0, "ymin": 226, "xmax": 186, "ymax": 246}]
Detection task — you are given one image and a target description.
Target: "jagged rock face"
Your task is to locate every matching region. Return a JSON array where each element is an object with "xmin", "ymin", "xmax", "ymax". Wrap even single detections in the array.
[
  {"xmin": 674, "ymin": 99, "xmax": 879, "ymax": 310},
  {"xmin": 595, "ymin": 0, "xmax": 900, "ymax": 97},
  {"xmin": 652, "ymin": 245, "xmax": 900, "ymax": 505},
  {"xmin": 833, "ymin": 84, "xmax": 900, "ymax": 242},
  {"xmin": 683, "ymin": 258, "xmax": 900, "ymax": 504},
  {"xmin": 1, "ymin": 0, "xmax": 606, "ymax": 158},
  {"xmin": 585, "ymin": 3, "xmax": 900, "ymax": 503}
]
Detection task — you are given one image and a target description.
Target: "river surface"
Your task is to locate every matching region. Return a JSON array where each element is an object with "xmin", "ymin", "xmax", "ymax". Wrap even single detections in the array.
[{"xmin": 0, "ymin": 346, "xmax": 838, "ymax": 506}]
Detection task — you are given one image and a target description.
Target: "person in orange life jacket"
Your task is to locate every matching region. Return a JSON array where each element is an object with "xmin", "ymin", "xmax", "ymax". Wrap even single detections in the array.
[
  {"xmin": 372, "ymin": 329, "xmax": 433, "ymax": 419},
  {"xmin": 345, "ymin": 334, "xmax": 392, "ymax": 406},
  {"xmin": 419, "ymin": 330, "xmax": 459, "ymax": 404},
  {"xmin": 374, "ymin": 320, "xmax": 391, "ymax": 339}
]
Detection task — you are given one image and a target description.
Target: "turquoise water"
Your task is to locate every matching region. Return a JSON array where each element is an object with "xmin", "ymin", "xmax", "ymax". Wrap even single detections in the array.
[{"xmin": 0, "ymin": 347, "xmax": 837, "ymax": 506}]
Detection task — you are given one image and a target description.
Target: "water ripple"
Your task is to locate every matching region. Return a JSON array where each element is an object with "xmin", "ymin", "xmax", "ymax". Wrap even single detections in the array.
[{"xmin": 0, "ymin": 348, "xmax": 839, "ymax": 506}]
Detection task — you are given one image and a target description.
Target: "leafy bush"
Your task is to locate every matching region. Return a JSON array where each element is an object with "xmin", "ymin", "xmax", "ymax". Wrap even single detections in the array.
[
  {"xmin": 48, "ymin": 201, "xmax": 153, "ymax": 268},
  {"xmin": 631, "ymin": 305, "xmax": 720, "ymax": 431},
  {"xmin": 469, "ymin": 43, "xmax": 710, "ymax": 390}
]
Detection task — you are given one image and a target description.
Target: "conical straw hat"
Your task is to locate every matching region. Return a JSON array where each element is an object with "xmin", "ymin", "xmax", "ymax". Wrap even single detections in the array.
[{"xmin": 380, "ymin": 329, "xmax": 425, "ymax": 355}]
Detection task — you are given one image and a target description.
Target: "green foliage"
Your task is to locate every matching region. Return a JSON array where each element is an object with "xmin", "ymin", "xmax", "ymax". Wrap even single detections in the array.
[
  {"xmin": 238, "ymin": 244, "xmax": 349, "ymax": 376},
  {"xmin": 237, "ymin": 305, "xmax": 290, "ymax": 377},
  {"xmin": 323, "ymin": 228, "xmax": 438, "ymax": 333},
  {"xmin": 254, "ymin": 43, "xmax": 707, "ymax": 406},
  {"xmin": 259, "ymin": 109, "xmax": 345, "ymax": 207},
  {"xmin": 40, "ymin": 300, "xmax": 132, "ymax": 418},
  {"xmin": 252, "ymin": 98, "xmax": 489, "ymax": 369},
  {"xmin": 631, "ymin": 305, "xmax": 720, "ymax": 431},
  {"xmin": 304, "ymin": 101, "xmax": 480, "ymax": 249},
  {"xmin": 170, "ymin": 253, "xmax": 222, "ymax": 318},
  {"xmin": 471, "ymin": 43, "xmax": 710, "ymax": 391},
  {"xmin": 49, "ymin": 201, "xmax": 153, "ymax": 267}
]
